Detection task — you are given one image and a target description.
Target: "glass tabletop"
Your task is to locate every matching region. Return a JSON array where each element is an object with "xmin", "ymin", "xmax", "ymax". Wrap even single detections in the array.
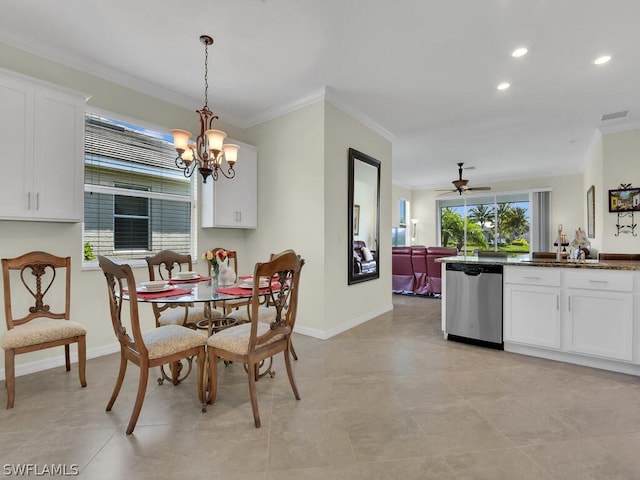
[{"xmin": 124, "ymin": 279, "xmax": 256, "ymax": 303}]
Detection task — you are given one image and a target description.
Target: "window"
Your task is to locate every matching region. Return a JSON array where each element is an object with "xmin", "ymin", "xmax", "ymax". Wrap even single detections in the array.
[
  {"xmin": 113, "ymin": 183, "xmax": 150, "ymax": 250},
  {"xmin": 437, "ymin": 191, "xmax": 546, "ymax": 256},
  {"xmin": 393, "ymin": 197, "xmax": 410, "ymax": 246},
  {"xmin": 399, "ymin": 198, "xmax": 408, "ymax": 227},
  {"xmin": 83, "ymin": 113, "xmax": 195, "ymax": 263}
]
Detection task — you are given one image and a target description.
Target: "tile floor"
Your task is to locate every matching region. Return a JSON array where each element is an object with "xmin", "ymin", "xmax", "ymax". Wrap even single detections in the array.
[{"xmin": 2, "ymin": 294, "xmax": 640, "ymax": 479}]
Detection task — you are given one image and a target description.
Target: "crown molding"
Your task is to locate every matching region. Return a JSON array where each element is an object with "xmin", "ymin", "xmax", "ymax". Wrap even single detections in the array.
[
  {"xmin": 598, "ymin": 120, "xmax": 640, "ymax": 135},
  {"xmin": 0, "ymin": 34, "xmax": 201, "ymax": 112},
  {"xmin": 240, "ymin": 87, "xmax": 327, "ymax": 128}
]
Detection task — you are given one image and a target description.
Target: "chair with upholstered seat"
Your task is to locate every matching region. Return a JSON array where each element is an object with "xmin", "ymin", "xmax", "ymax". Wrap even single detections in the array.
[
  {"xmin": 1, "ymin": 251, "xmax": 87, "ymax": 409},
  {"xmin": 226, "ymin": 252, "xmax": 299, "ymax": 360},
  {"xmin": 207, "ymin": 249, "xmax": 304, "ymax": 427},
  {"xmin": 98, "ymin": 255, "xmax": 207, "ymax": 435},
  {"xmin": 145, "ymin": 250, "xmax": 222, "ymax": 329}
]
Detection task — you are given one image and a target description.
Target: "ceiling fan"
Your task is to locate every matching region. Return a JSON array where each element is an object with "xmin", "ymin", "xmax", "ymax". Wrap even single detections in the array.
[{"xmin": 437, "ymin": 162, "xmax": 492, "ymax": 195}]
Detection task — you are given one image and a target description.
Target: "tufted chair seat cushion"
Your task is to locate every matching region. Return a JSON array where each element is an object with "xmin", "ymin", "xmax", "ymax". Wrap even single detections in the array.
[
  {"xmin": 207, "ymin": 322, "xmax": 283, "ymax": 356},
  {"xmin": 142, "ymin": 325, "xmax": 207, "ymax": 360},
  {"xmin": 157, "ymin": 305, "xmax": 221, "ymax": 327},
  {"xmin": 2, "ymin": 319, "xmax": 87, "ymax": 350},
  {"xmin": 226, "ymin": 306, "xmax": 278, "ymax": 325}
]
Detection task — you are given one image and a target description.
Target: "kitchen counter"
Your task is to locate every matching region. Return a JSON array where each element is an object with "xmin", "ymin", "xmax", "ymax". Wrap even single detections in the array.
[
  {"xmin": 437, "ymin": 255, "xmax": 640, "ymax": 271},
  {"xmin": 439, "ymin": 254, "xmax": 640, "ymax": 377}
]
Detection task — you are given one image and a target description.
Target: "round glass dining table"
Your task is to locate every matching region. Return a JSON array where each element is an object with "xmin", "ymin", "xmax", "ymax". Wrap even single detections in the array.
[{"xmin": 127, "ymin": 278, "xmax": 258, "ymax": 334}]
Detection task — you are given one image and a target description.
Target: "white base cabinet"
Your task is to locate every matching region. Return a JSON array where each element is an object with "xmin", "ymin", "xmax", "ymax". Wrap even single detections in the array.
[
  {"xmin": 504, "ymin": 284, "xmax": 561, "ymax": 349},
  {"xmin": 504, "ymin": 266, "xmax": 562, "ymax": 349},
  {"xmin": 564, "ymin": 269, "xmax": 633, "ymax": 362},
  {"xmin": 201, "ymin": 141, "xmax": 257, "ymax": 229},
  {"xmin": 504, "ymin": 266, "xmax": 638, "ymax": 373},
  {"xmin": 0, "ymin": 69, "xmax": 86, "ymax": 222}
]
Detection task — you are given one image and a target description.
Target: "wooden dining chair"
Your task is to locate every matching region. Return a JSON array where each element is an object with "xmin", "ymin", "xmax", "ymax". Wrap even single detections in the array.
[
  {"xmin": 145, "ymin": 250, "xmax": 221, "ymax": 329},
  {"xmin": 98, "ymin": 255, "xmax": 207, "ymax": 435},
  {"xmin": 207, "ymin": 249, "xmax": 305, "ymax": 427},
  {"xmin": 227, "ymin": 252, "xmax": 299, "ymax": 360},
  {"xmin": 1, "ymin": 251, "xmax": 87, "ymax": 409}
]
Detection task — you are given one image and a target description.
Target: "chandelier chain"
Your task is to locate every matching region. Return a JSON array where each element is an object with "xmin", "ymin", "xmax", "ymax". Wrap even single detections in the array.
[{"xmin": 203, "ymin": 41, "xmax": 209, "ymax": 108}]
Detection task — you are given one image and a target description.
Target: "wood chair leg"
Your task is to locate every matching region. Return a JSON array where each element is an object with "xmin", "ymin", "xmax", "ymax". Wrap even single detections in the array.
[
  {"xmin": 107, "ymin": 349, "xmax": 127, "ymax": 411},
  {"xmin": 289, "ymin": 339, "xmax": 298, "ymax": 361},
  {"xmin": 247, "ymin": 362, "xmax": 261, "ymax": 428},
  {"xmin": 64, "ymin": 344, "xmax": 71, "ymax": 371},
  {"xmin": 284, "ymin": 344, "xmax": 300, "ymax": 400},
  {"xmin": 197, "ymin": 348, "xmax": 206, "ymax": 406},
  {"xmin": 207, "ymin": 353, "xmax": 219, "ymax": 405},
  {"xmin": 5, "ymin": 349, "xmax": 15, "ymax": 409},
  {"xmin": 78, "ymin": 335, "xmax": 87, "ymax": 388},
  {"xmin": 126, "ymin": 365, "xmax": 149, "ymax": 435}
]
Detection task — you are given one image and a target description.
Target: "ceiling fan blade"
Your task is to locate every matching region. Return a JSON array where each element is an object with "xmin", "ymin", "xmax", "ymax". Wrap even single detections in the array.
[{"xmin": 467, "ymin": 186, "xmax": 492, "ymax": 191}]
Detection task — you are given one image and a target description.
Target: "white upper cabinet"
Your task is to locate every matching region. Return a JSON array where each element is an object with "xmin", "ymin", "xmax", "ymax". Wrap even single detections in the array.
[
  {"xmin": 0, "ymin": 69, "xmax": 86, "ymax": 222},
  {"xmin": 201, "ymin": 141, "xmax": 258, "ymax": 229}
]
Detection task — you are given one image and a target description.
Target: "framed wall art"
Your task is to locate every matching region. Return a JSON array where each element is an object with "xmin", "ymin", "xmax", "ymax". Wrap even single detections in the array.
[{"xmin": 608, "ymin": 187, "xmax": 640, "ymax": 212}]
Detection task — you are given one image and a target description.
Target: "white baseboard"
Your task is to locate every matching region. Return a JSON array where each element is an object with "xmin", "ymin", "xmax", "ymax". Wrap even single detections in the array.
[
  {"xmin": 295, "ymin": 303, "xmax": 394, "ymax": 340},
  {"xmin": 0, "ymin": 342, "xmax": 120, "ymax": 381}
]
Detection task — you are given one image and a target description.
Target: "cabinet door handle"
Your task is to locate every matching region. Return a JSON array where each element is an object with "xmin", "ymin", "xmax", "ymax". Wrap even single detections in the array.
[
  {"xmin": 556, "ymin": 294, "xmax": 559, "ymax": 310},
  {"xmin": 27, "ymin": 192, "xmax": 31, "ymax": 210},
  {"xmin": 568, "ymin": 296, "xmax": 571, "ymax": 312},
  {"xmin": 589, "ymin": 280, "xmax": 608, "ymax": 284},
  {"xmin": 524, "ymin": 276, "xmax": 540, "ymax": 280},
  {"xmin": 36, "ymin": 192, "xmax": 39, "ymax": 210},
  {"xmin": 238, "ymin": 211, "xmax": 241, "ymax": 222}
]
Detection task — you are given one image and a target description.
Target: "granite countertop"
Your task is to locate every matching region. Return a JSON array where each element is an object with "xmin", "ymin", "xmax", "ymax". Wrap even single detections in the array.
[{"xmin": 436, "ymin": 255, "xmax": 640, "ymax": 271}]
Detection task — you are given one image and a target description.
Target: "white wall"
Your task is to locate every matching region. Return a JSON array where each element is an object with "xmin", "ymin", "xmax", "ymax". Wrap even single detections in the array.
[
  {"xmin": 601, "ymin": 129, "xmax": 640, "ymax": 252},
  {"xmin": 323, "ymin": 103, "xmax": 393, "ymax": 335},
  {"xmin": 583, "ymin": 135, "xmax": 604, "ymax": 252},
  {"xmin": 242, "ymin": 102, "xmax": 326, "ymax": 337}
]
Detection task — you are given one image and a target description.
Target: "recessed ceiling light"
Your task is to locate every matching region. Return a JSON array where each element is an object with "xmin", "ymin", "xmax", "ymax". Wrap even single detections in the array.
[
  {"xmin": 512, "ymin": 47, "xmax": 528, "ymax": 58},
  {"xmin": 593, "ymin": 55, "xmax": 612, "ymax": 65},
  {"xmin": 497, "ymin": 82, "xmax": 511, "ymax": 91}
]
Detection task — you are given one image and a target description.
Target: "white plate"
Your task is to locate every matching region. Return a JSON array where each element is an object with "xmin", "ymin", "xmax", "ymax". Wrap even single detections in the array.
[
  {"xmin": 172, "ymin": 273, "xmax": 199, "ymax": 280},
  {"xmin": 137, "ymin": 284, "xmax": 174, "ymax": 293},
  {"xmin": 239, "ymin": 281, "xmax": 269, "ymax": 289}
]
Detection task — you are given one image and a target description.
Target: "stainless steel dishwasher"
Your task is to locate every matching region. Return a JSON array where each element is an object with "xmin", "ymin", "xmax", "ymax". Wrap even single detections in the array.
[{"xmin": 445, "ymin": 262, "xmax": 503, "ymax": 349}]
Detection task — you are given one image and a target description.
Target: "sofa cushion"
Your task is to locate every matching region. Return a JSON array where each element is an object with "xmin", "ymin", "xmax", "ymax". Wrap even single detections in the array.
[
  {"xmin": 392, "ymin": 246, "xmax": 414, "ymax": 292},
  {"xmin": 361, "ymin": 246, "xmax": 374, "ymax": 262}
]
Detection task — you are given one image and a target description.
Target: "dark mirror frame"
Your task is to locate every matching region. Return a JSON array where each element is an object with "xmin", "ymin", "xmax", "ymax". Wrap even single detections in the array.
[{"xmin": 348, "ymin": 148, "xmax": 381, "ymax": 285}]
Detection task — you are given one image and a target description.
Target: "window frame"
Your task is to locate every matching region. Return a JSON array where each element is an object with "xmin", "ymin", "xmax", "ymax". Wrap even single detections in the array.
[
  {"xmin": 436, "ymin": 188, "xmax": 549, "ymax": 256},
  {"xmin": 82, "ymin": 108, "xmax": 197, "ymax": 269}
]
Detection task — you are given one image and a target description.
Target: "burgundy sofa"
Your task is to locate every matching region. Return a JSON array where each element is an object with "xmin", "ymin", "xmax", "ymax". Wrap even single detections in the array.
[{"xmin": 392, "ymin": 246, "xmax": 457, "ymax": 295}]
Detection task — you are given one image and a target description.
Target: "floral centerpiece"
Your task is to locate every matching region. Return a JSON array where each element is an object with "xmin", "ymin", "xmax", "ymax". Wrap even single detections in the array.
[{"xmin": 203, "ymin": 248, "xmax": 228, "ymax": 283}]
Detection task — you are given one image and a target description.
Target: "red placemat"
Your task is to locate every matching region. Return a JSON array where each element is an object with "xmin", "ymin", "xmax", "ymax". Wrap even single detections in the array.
[
  {"xmin": 130, "ymin": 287, "xmax": 192, "ymax": 300},
  {"xmin": 169, "ymin": 275, "xmax": 210, "ymax": 285}
]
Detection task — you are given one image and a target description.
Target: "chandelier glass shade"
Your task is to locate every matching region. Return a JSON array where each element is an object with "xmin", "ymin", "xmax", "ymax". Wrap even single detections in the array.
[{"xmin": 171, "ymin": 35, "xmax": 238, "ymax": 183}]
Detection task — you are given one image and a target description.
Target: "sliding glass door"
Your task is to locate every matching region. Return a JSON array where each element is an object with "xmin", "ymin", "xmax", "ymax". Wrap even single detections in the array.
[{"xmin": 438, "ymin": 192, "xmax": 535, "ymax": 256}]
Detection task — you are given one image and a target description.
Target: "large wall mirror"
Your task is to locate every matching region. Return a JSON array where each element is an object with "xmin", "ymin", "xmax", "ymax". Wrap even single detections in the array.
[{"xmin": 348, "ymin": 148, "xmax": 381, "ymax": 284}]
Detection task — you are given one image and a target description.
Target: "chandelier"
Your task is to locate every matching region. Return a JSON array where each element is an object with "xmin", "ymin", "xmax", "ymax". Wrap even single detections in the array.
[{"xmin": 171, "ymin": 35, "xmax": 238, "ymax": 183}]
